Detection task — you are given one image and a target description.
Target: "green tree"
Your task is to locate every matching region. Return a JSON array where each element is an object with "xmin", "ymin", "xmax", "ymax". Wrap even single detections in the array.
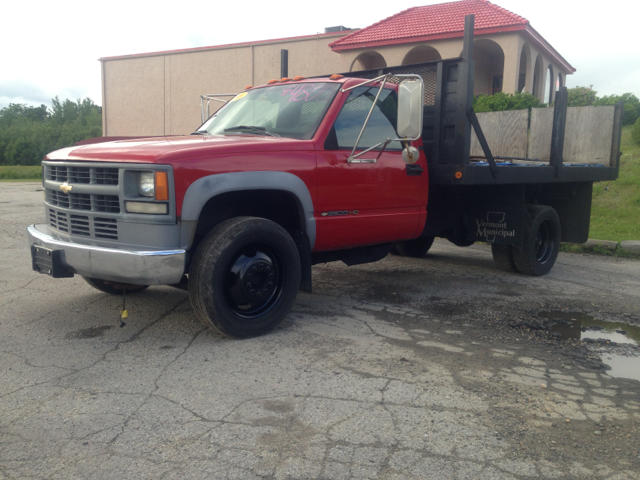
[
  {"xmin": 567, "ymin": 85, "xmax": 598, "ymax": 107},
  {"xmin": 632, "ymin": 117, "xmax": 640, "ymax": 146},
  {"xmin": 473, "ymin": 92, "xmax": 545, "ymax": 113},
  {"xmin": 0, "ymin": 97, "xmax": 102, "ymax": 166}
]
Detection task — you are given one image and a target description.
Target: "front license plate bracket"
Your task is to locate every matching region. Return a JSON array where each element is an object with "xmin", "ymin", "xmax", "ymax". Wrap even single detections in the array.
[{"xmin": 31, "ymin": 246, "xmax": 74, "ymax": 278}]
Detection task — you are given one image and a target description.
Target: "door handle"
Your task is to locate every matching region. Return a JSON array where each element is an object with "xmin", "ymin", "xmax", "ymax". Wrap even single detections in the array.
[{"xmin": 406, "ymin": 164, "xmax": 424, "ymax": 176}]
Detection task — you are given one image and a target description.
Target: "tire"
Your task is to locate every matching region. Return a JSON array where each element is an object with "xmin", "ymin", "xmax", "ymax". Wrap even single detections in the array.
[
  {"xmin": 512, "ymin": 205, "xmax": 561, "ymax": 276},
  {"xmin": 447, "ymin": 237, "xmax": 475, "ymax": 247},
  {"xmin": 82, "ymin": 277, "xmax": 149, "ymax": 295},
  {"xmin": 491, "ymin": 244, "xmax": 518, "ymax": 272},
  {"xmin": 188, "ymin": 217, "xmax": 301, "ymax": 338},
  {"xmin": 394, "ymin": 236, "xmax": 435, "ymax": 257}
]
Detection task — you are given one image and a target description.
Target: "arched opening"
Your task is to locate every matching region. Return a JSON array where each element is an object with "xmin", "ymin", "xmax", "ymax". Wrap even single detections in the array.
[
  {"xmin": 402, "ymin": 45, "xmax": 442, "ymax": 65},
  {"xmin": 545, "ymin": 65, "xmax": 554, "ymax": 104},
  {"xmin": 557, "ymin": 73, "xmax": 563, "ymax": 90},
  {"xmin": 472, "ymin": 39, "xmax": 504, "ymax": 96},
  {"xmin": 518, "ymin": 43, "xmax": 531, "ymax": 93},
  {"xmin": 532, "ymin": 55, "xmax": 544, "ymax": 101},
  {"xmin": 350, "ymin": 51, "xmax": 387, "ymax": 71}
]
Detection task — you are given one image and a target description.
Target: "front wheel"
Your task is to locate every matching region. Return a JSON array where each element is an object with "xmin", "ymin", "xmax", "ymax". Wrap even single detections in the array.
[
  {"xmin": 82, "ymin": 277, "xmax": 149, "ymax": 295},
  {"xmin": 188, "ymin": 217, "xmax": 301, "ymax": 338},
  {"xmin": 512, "ymin": 205, "xmax": 561, "ymax": 276}
]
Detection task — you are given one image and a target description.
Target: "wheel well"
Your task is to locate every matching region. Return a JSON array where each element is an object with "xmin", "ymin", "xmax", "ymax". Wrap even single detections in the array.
[{"xmin": 191, "ymin": 190, "xmax": 304, "ymax": 252}]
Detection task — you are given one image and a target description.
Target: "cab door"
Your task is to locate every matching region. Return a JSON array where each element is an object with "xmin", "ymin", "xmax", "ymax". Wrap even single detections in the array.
[{"xmin": 315, "ymin": 86, "xmax": 426, "ymax": 251}]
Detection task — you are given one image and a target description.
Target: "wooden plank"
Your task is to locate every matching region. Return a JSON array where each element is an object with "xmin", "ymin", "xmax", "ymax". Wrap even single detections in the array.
[
  {"xmin": 563, "ymin": 106, "xmax": 615, "ymax": 164},
  {"xmin": 470, "ymin": 110, "xmax": 528, "ymax": 158},
  {"xmin": 528, "ymin": 107, "xmax": 554, "ymax": 162}
]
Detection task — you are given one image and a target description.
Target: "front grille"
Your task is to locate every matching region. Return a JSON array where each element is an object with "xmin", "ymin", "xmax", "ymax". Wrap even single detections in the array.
[
  {"xmin": 47, "ymin": 165, "xmax": 119, "ymax": 185},
  {"xmin": 93, "ymin": 168, "xmax": 119, "ymax": 185},
  {"xmin": 48, "ymin": 208, "xmax": 118, "ymax": 240},
  {"xmin": 93, "ymin": 195, "xmax": 120, "ymax": 213},
  {"xmin": 94, "ymin": 217, "xmax": 118, "ymax": 240},
  {"xmin": 70, "ymin": 215, "xmax": 90, "ymax": 236},
  {"xmin": 45, "ymin": 189, "xmax": 119, "ymax": 213}
]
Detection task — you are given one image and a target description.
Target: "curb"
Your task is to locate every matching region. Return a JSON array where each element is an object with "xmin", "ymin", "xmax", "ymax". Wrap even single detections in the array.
[
  {"xmin": 620, "ymin": 241, "xmax": 640, "ymax": 254},
  {"xmin": 582, "ymin": 239, "xmax": 640, "ymax": 254}
]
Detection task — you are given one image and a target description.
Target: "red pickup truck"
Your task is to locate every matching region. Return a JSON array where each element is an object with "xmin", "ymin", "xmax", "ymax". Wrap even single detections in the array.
[{"xmin": 27, "ymin": 18, "xmax": 622, "ymax": 338}]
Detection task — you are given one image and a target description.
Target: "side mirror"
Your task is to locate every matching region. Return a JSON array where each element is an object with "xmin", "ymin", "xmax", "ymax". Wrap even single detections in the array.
[{"xmin": 397, "ymin": 78, "xmax": 424, "ymax": 140}]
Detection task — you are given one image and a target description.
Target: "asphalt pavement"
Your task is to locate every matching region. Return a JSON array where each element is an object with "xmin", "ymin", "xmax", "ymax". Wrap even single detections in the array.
[{"xmin": 1, "ymin": 182, "xmax": 639, "ymax": 480}]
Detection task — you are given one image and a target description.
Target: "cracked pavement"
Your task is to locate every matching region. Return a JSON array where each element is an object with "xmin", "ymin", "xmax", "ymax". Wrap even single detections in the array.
[{"xmin": 1, "ymin": 182, "xmax": 640, "ymax": 479}]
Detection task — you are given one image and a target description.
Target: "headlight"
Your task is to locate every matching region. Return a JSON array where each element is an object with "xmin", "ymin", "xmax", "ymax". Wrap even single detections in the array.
[{"xmin": 138, "ymin": 172, "xmax": 155, "ymax": 197}]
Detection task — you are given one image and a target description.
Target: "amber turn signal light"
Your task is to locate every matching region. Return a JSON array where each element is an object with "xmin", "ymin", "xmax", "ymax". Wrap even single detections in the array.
[
  {"xmin": 155, "ymin": 172, "xmax": 169, "ymax": 201},
  {"xmin": 455, "ymin": 171, "xmax": 463, "ymax": 179}
]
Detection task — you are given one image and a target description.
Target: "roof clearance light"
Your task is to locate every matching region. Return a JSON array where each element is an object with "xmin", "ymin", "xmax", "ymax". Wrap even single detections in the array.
[
  {"xmin": 455, "ymin": 171, "xmax": 463, "ymax": 179},
  {"xmin": 330, "ymin": 74, "xmax": 344, "ymax": 80},
  {"xmin": 267, "ymin": 79, "xmax": 279, "ymax": 84},
  {"xmin": 293, "ymin": 76, "xmax": 306, "ymax": 81},
  {"xmin": 244, "ymin": 85, "xmax": 255, "ymax": 90},
  {"xmin": 280, "ymin": 77, "xmax": 291, "ymax": 82}
]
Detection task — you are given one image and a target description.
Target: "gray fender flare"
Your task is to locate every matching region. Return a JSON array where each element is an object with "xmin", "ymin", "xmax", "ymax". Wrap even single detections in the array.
[{"xmin": 179, "ymin": 171, "xmax": 316, "ymax": 250}]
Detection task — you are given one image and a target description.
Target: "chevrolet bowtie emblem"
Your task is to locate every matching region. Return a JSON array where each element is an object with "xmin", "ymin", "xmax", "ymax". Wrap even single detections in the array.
[{"xmin": 60, "ymin": 182, "xmax": 73, "ymax": 194}]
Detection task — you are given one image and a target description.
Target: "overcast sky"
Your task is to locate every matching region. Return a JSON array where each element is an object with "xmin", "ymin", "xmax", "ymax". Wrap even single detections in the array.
[{"xmin": 1, "ymin": 0, "xmax": 637, "ymax": 109}]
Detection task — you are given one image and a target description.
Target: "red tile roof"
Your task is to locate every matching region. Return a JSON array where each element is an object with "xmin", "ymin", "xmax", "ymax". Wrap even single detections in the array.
[{"xmin": 330, "ymin": 0, "xmax": 529, "ymax": 51}]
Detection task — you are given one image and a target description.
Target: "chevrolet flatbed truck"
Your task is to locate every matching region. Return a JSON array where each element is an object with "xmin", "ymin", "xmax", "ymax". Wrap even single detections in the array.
[{"xmin": 27, "ymin": 17, "xmax": 623, "ymax": 338}]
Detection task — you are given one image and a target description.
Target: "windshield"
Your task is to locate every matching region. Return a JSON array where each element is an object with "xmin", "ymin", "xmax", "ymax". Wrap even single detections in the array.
[{"xmin": 197, "ymin": 83, "xmax": 340, "ymax": 139}]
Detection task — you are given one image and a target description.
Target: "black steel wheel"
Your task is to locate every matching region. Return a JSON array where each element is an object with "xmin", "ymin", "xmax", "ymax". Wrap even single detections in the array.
[
  {"xmin": 491, "ymin": 244, "xmax": 518, "ymax": 272},
  {"xmin": 394, "ymin": 236, "xmax": 435, "ymax": 257},
  {"xmin": 512, "ymin": 205, "xmax": 561, "ymax": 276},
  {"xmin": 82, "ymin": 277, "xmax": 149, "ymax": 295},
  {"xmin": 189, "ymin": 217, "xmax": 301, "ymax": 338}
]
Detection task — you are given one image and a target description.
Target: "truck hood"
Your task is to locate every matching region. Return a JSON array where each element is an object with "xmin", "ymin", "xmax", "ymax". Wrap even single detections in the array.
[{"xmin": 44, "ymin": 135, "xmax": 315, "ymax": 164}]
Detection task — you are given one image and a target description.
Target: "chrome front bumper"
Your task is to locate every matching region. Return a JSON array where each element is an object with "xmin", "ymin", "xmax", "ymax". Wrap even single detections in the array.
[{"xmin": 27, "ymin": 224, "xmax": 186, "ymax": 285}]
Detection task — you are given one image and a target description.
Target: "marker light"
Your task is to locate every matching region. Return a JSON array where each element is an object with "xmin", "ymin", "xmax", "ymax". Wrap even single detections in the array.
[
  {"xmin": 244, "ymin": 85, "xmax": 255, "ymax": 90},
  {"xmin": 280, "ymin": 77, "xmax": 291, "ymax": 82},
  {"xmin": 267, "ymin": 79, "xmax": 278, "ymax": 84},
  {"xmin": 455, "ymin": 171, "xmax": 463, "ymax": 179},
  {"xmin": 330, "ymin": 74, "xmax": 344, "ymax": 80},
  {"xmin": 293, "ymin": 76, "xmax": 306, "ymax": 81},
  {"xmin": 154, "ymin": 172, "xmax": 169, "ymax": 201}
]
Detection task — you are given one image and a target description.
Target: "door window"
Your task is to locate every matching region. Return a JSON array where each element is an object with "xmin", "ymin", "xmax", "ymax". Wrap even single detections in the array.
[{"xmin": 325, "ymin": 87, "xmax": 403, "ymax": 151}]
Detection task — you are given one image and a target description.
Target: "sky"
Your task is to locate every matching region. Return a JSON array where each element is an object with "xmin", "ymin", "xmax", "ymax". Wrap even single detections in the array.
[{"xmin": 1, "ymin": 0, "xmax": 638, "ymax": 110}]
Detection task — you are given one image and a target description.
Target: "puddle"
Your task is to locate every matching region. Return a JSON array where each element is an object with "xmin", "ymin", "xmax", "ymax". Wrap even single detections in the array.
[{"xmin": 543, "ymin": 311, "xmax": 640, "ymax": 382}]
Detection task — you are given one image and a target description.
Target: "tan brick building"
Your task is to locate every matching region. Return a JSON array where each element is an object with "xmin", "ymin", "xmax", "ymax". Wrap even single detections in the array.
[{"xmin": 100, "ymin": 0, "xmax": 574, "ymax": 136}]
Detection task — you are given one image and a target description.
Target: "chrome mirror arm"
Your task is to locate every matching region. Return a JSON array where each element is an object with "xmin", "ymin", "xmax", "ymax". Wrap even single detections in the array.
[
  {"xmin": 347, "ymin": 139, "xmax": 392, "ymax": 164},
  {"xmin": 346, "ymin": 75, "xmax": 390, "ymax": 163},
  {"xmin": 200, "ymin": 94, "xmax": 238, "ymax": 123}
]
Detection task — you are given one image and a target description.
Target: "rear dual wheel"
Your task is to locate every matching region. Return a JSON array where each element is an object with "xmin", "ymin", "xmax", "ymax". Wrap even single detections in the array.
[
  {"xmin": 492, "ymin": 205, "xmax": 560, "ymax": 276},
  {"xmin": 189, "ymin": 217, "xmax": 301, "ymax": 338}
]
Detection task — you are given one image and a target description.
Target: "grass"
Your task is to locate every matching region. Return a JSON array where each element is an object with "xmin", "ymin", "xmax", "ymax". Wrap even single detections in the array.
[
  {"xmin": 0, "ymin": 165, "xmax": 42, "ymax": 181},
  {"xmin": 560, "ymin": 243, "xmax": 640, "ymax": 259},
  {"xmin": 589, "ymin": 125, "xmax": 640, "ymax": 241}
]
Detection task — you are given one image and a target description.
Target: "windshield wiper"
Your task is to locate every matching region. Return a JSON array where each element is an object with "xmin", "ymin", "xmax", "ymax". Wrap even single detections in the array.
[{"xmin": 223, "ymin": 126, "xmax": 280, "ymax": 137}]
